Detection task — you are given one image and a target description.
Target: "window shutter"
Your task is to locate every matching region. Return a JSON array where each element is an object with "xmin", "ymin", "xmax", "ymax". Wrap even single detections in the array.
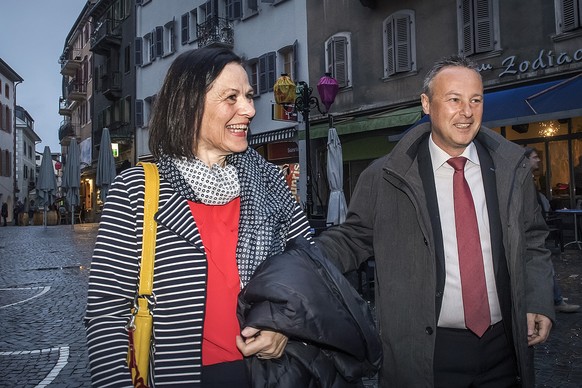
[
  {"xmin": 333, "ymin": 37, "xmax": 347, "ymax": 88},
  {"xmin": 461, "ymin": 0, "xmax": 474, "ymax": 56},
  {"xmin": 474, "ymin": 0, "xmax": 494, "ymax": 52},
  {"xmin": 292, "ymin": 40, "xmax": 298, "ymax": 81},
  {"xmin": 226, "ymin": 0, "xmax": 242, "ymax": 20},
  {"xmin": 561, "ymin": 0, "xmax": 580, "ymax": 31},
  {"xmin": 135, "ymin": 37, "xmax": 143, "ymax": 66},
  {"xmin": 0, "ymin": 103, "xmax": 3, "ymax": 131},
  {"xmin": 181, "ymin": 13, "xmax": 189, "ymax": 44},
  {"xmin": 267, "ymin": 52, "xmax": 276, "ymax": 92},
  {"xmin": 385, "ymin": 20, "xmax": 395, "ymax": 76},
  {"xmin": 394, "ymin": 14, "xmax": 411, "ymax": 73},
  {"xmin": 135, "ymin": 100, "xmax": 144, "ymax": 127},
  {"xmin": 155, "ymin": 26, "xmax": 164, "ymax": 57},
  {"xmin": 259, "ymin": 55, "xmax": 267, "ymax": 94}
]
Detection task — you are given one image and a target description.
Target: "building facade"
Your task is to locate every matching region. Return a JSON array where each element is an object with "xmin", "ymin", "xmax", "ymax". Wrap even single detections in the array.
[
  {"xmin": 59, "ymin": 1, "xmax": 95, "ymax": 220},
  {"xmin": 0, "ymin": 58, "xmax": 23, "ymax": 224},
  {"xmin": 14, "ymin": 106, "xmax": 41, "ymax": 217},
  {"xmin": 306, "ymin": 0, "xmax": 582, "ymax": 212}
]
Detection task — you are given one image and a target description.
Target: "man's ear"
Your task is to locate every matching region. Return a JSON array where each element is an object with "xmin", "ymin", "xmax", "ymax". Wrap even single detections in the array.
[{"xmin": 420, "ymin": 93, "xmax": 430, "ymax": 115}]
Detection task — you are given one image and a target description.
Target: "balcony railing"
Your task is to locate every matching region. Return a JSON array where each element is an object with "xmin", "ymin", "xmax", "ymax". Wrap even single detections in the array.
[
  {"xmin": 67, "ymin": 79, "xmax": 87, "ymax": 101},
  {"xmin": 59, "ymin": 118, "xmax": 78, "ymax": 141},
  {"xmin": 101, "ymin": 71, "xmax": 121, "ymax": 100},
  {"xmin": 197, "ymin": 17, "xmax": 234, "ymax": 48},
  {"xmin": 91, "ymin": 18, "xmax": 122, "ymax": 55},
  {"xmin": 59, "ymin": 97, "xmax": 72, "ymax": 116},
  {"xmin": 59, "ymin": 48, "xmax": 82, "ymax": 76}
]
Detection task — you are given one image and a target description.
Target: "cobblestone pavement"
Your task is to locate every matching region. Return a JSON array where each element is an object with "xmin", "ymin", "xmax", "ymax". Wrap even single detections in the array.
[{"xmin": 0, "ymin": 224, "xmax": 581, "ymax": 387}]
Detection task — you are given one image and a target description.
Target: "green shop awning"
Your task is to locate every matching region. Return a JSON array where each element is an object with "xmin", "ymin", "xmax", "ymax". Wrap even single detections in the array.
[{"xmin": 302, "ymin": 106, "xmax": 423, "ymax": 140}]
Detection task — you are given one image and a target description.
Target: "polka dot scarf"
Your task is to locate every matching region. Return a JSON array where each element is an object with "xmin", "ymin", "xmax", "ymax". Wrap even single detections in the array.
[
  {"xmin": 158, "ymin": 148, "xmax": 295, "ymax": 285},
  {"xmin": 172, "ymin": 157, "xmax": 240, "ymax": 205}
]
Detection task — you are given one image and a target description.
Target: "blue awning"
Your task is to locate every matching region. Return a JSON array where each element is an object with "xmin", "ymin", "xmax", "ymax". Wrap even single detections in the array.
[{"xmin": 405, "ymin": 73, "xmax": 582, "ymax": 133}]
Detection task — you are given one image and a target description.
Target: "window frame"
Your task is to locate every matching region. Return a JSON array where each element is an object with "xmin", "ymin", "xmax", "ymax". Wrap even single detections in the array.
[
  {"xmin": 383, "ymin": 10, "xmax": 416, "ymax": 78},
  {"xmin": 325, "ymin": 32, "xmax": 352, "ymax": 89}
]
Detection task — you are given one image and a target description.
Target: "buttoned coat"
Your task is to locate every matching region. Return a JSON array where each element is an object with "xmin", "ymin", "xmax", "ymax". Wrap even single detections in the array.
[{"xmin": 316, "ymin": 122, "xmax": 555, "ymax": 387}]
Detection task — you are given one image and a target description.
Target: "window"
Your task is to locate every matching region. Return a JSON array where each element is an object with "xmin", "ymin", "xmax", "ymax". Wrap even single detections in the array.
[
  {"xmin": 457, "ymin": 0, "xmax": 500, "ymax": 56},
  {"xmin": 135, "ymin": 37, "xmax": 143, "ymax": 66},
  {"xmin": 247, "ymin": 60, "xmax": 259, "ymax": 95},
  {"xmin": 278, "ymin": 41, "xmax": 297, "ymax": 81},
  {"xmin": 383, "ymin": 10, "xmax": 416, "ymax": 77},
  {"xmin": 164, "ymin": 20, "xmax": 176, "ymax": 55},
  {"xmin": 244, "ymin": 0, "xmax": 259, "ymax": 18},
  {"xmin": 144, "ymin": 32, "xmax": 154, "ymax": 63},
  {"xmin": 5, "ymin": 83, "xmax": 9, "ymax": 98},
  {"xmin": 325, "ymin": 33, "xmax": 352, "ymax": 88},
  {"xmin": 0, "ymin": 103, "xmax": 3, "ymax": 131},
  {"xmin": 258, "ymin": 52, "xmax": 276, "ymax": 94},
  {"xmin": 556, "ymin": 0, "xmax": 582, "ymax": 33},
  {"xmin": 181, "ymin": 13, "xmax": 190, "ymax": 45},
  {"xmin": 135, "ymin": 99, "xmax": 144, "ymax": 127},
  {"xmin": 5, "ymin": 106, "xmax": 10, "ymax": 133},
  {"xmin": 226, "ymin": 0, "xmax": 242, "ymax": 20},
  {"xmin": 124, "ymin": 45, "xmax": 131, "ymax": 73}
]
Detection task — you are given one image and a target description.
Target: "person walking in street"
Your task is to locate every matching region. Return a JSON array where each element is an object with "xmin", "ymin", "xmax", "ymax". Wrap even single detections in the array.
[
  {"xmin": 525, "ymin": 147, "xmax": 580, "ymax": 313},
  {"xmin": 84, "ymin": 47, "xmax": 312, "ymax": 387},
  {"xmin": 315, "ymin": 55, "xmax": 555, "ymax": 387},
  {"xmin": 1, "ymin": 202, "xmax": 8, "ymax": 226}
]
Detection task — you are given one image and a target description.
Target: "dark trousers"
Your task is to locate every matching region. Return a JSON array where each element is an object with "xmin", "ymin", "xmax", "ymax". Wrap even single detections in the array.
[
  {"xmin": 202, "ymin": 360, "xmax": 250, "ymax": 388},
  {"xmin": 434, "ymin": 321, "xmax": 519, "ymax": 388}
]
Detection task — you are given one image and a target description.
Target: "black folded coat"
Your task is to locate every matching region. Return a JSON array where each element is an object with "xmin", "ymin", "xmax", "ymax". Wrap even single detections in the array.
[{"xmin": 237, "ymin": 237, "xmax": 383, "ymax": 388}]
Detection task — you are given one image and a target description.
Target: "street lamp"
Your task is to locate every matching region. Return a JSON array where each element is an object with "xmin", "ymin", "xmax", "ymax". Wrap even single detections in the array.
[{"xmin": 273, "ymin": 73, "xmax": 339, "ymax": 218}]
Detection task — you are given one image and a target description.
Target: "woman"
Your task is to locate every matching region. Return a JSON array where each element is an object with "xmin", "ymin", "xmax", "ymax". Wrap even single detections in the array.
[{"xmin": 85, "ymin": 47, "xmax": 311, "ymax": 387}]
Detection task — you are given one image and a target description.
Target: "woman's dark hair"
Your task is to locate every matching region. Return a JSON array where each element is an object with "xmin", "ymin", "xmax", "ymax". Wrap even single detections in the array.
[{"xmin": 148, "ymin": 47, "xmax": 243, "ymax": 159}]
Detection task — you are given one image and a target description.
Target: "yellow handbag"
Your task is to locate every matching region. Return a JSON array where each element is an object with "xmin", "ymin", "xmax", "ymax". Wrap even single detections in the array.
[{"xmin": 126, "ymin": 162, "xmax": 159, "ymax": 388}]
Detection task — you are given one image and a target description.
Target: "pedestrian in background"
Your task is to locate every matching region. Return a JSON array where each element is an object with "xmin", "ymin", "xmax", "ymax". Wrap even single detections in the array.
[
  {"xmin": 1, "ymin": 202, "xmax": 8, "ymax": 226},
  {"xmin": 525, "ymin": 147, "xmax": 580, "ymax": 313},
  {"xmin": 315, "ymin": 55, "xmax": 555, "ymax": 387},
  {"xmin": 84, "ymin": 47, "xmax": 311, "ymax": 387}
]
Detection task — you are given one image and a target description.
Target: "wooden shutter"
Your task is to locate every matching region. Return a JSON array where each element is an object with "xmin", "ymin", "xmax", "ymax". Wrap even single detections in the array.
[
  {"xmin": 394, "ymin": 14, "xmax": 411, "ymax": 73},
  {"xmin": 259, "ymin": 55, "xmax": 267, "ymax": 94},
  {"xmin": 155, "ymin": 26, "xmax": 164, "ymax": 58},
  {"xmin": 385, "ymin": 20, "xmax": 395, "ymax": 76},
  {"xmin": 332, "ymin": 37, "xmax": 347, "ymax": 88},
  {"xmin": 267, "ymin": 52, "xmax": 276, "ymax": 92},
  {"xmin": 292, "ymin": 40, "xmax": 298, "ymax": 81},
  {"xmin": 561, "ymin": 0, "xmax": 581, "ymax": 31},
  {"xmin": 461, "ymin": 0, "xmax": 474, "ymax": 55},
  {"xmin": 135, "ymin": 37, "xmax": 143, "ymax": 66},
  {"xmin": 135, "ymin": 100, "xmax": 144, "ymax": 127},
  {"xmin": 474, "ymin": 0, "xmax": 494, "ymax": 52},
  {"xmin": 181, "ymin": 13, "xmax": 189, "ymax": 44}
]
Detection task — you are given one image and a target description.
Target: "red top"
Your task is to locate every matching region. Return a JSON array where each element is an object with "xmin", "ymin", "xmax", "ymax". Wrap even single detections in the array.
[{"xmin": 188, "ymin": 197, "xmax": 242, "ymax": 366}]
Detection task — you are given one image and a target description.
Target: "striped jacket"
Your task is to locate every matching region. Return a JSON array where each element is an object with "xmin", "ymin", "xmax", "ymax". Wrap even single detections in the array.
[{"xmin": 85, "ymin": 157, "xmax": 311, "ymax": 387}]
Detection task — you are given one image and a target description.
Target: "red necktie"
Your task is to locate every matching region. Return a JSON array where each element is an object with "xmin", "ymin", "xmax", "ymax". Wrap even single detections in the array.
[{"xmin": 447, "ymin": 157, "xmax": 491, "ymax": 337}]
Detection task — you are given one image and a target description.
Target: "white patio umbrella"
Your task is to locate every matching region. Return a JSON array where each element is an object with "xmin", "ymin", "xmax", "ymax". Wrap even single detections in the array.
[
  {"xmin": 36, "ymin": 146, "xmax": 58, "ymax": 228},
  {"xmin": 326, "ymin": 127, "xmax": 348, "ymax": 226},
  {"xmin": 62, "ymin": 140, "xmax": 81, "ymax": 225},
  {"xmin": 96, "ymin": 128, "xmax": 117, "ymax": 203}
]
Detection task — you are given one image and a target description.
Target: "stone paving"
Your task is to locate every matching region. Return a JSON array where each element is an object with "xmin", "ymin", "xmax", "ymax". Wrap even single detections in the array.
[{"xmin": 0, "ymin": 223, "xmax": 581, "ymax": 387}]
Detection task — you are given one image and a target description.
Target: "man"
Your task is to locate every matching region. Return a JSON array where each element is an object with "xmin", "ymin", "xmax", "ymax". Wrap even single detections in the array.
[
  {"xmin": 316, "ymin": 55, "xmax": 554, "ymax": 387},
  {"xmin": 525, "ymin": 147, "xmax": 580, "ymax": 313}
]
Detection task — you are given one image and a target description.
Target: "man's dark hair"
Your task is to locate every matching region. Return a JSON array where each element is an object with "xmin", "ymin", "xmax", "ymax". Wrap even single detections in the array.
[{"xmin": 422, "ymin": 55, "xmax": 480, "ymax": 98}]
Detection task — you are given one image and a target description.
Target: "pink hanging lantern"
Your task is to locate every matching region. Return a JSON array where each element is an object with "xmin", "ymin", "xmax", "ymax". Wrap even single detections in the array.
[{"xmin": 317, "ymin": 73, "xmax": 339, "ymax": 113}]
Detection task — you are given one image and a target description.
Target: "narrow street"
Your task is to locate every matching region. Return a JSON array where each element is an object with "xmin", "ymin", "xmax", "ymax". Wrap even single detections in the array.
[{"xmin": 0, "ymin": 224, "xmax": 581, "ymax": 387}]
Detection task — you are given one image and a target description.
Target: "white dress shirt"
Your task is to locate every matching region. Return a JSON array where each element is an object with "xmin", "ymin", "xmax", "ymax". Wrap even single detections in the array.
[{"xmin": 429, "ymin": 135, "xmax": 502, "ymax": 329}]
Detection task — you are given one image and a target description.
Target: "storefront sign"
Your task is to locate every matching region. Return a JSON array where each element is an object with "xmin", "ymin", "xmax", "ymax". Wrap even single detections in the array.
[
  {"xmin": 478, "ymin": 47, "xmax": 582, "ymax": 78},
  {"xmin": 267, "ymin": 141, "xmax": 299, "ymax": 161}
]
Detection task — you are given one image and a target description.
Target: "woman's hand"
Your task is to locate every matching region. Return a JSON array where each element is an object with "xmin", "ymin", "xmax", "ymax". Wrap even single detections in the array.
[{"xmin": 236, "ymin": 327, "xmax": 288, "ymax": 359}]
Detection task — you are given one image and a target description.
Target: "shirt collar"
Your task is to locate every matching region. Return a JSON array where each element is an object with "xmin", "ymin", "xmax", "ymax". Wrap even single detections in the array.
[{"xmin": 428, "ymin": 134, "xmax": 480, "ymax": 172}]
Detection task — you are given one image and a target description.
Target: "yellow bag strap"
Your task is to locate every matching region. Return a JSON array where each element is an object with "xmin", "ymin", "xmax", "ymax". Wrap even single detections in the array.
[{"xmin": 137, "ymin": 162, "xmax": 159, "ymax": 296}]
